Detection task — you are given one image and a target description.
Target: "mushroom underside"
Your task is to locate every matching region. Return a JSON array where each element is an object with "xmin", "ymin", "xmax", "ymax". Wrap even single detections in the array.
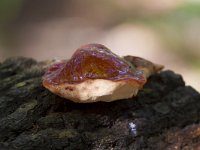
[{"xmin": 43, "ymin": 79, "xmax": 143, "ymax": 103}]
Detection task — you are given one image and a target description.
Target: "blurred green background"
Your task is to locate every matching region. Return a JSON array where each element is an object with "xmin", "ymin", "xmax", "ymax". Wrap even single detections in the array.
[{"xmin": 0, "ymin": 0, "xmax": 200, "ymax": 91}]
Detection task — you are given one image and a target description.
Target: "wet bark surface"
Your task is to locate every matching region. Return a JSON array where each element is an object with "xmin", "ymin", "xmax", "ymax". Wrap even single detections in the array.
[{"xmin": 0, "ymin": 57, "xmax": 200, "ymax": 150}]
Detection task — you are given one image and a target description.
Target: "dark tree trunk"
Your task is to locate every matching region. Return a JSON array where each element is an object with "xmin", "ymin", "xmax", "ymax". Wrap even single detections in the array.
[{"xmin": 0, "ymin": 57, "xmax": 200, "ymax": 150}]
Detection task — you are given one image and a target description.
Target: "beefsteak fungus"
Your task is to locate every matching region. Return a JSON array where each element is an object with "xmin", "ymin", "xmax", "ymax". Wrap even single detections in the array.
[{"xmin": 42, "ymin": 44, "xmax": 163, "ymax": 103}]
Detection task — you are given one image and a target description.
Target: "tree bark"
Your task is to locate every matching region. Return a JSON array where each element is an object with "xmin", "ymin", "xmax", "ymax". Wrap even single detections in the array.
[{"xmin": 0, "ymin": 57, "xmax": 200, "ymax": 150}]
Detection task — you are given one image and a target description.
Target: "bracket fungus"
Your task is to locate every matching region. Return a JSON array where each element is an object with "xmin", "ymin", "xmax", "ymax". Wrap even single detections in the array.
[{"xmin": 42, "ymin": 44, "xmax": 163, "ymax": 103}]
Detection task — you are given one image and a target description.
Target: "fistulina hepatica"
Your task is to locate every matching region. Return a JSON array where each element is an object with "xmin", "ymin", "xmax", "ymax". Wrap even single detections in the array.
[{"xmin": 42, "ymin": 44, "xmax": 163, "ymax": 103}]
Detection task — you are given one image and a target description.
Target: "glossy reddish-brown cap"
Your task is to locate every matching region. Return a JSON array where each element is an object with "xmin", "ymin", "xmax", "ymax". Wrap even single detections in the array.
[{"xmin": 43, "ymin": 44, "xmax": 146, "ymax": 85}]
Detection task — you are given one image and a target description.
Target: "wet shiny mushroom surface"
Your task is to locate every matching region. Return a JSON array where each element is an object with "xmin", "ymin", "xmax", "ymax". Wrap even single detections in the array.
[{"xmin": 42, "ymin": 44, "xmax": 163, "ymax": 103}]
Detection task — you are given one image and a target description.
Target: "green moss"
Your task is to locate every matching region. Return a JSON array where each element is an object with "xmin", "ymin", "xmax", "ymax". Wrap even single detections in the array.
[
  {"xmin": 15, "ymin": 82, "xmax": 26, "ymax": 88},
  {"xmin": 17, "ymin": 100, "xmax": 38, "ymax": 113},
  {"xmin": 141, "ymin": 88, "xmax": 153, "ymax": 94},
  {"xmin": 58, "ymin": 130, "xmax": 78, "ymax": 139}
]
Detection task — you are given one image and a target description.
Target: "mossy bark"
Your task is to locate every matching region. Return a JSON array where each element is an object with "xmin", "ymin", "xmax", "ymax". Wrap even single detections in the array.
[{"xmin": 0, "ymin": 57, "xmax": 200, "ymax": 150}]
